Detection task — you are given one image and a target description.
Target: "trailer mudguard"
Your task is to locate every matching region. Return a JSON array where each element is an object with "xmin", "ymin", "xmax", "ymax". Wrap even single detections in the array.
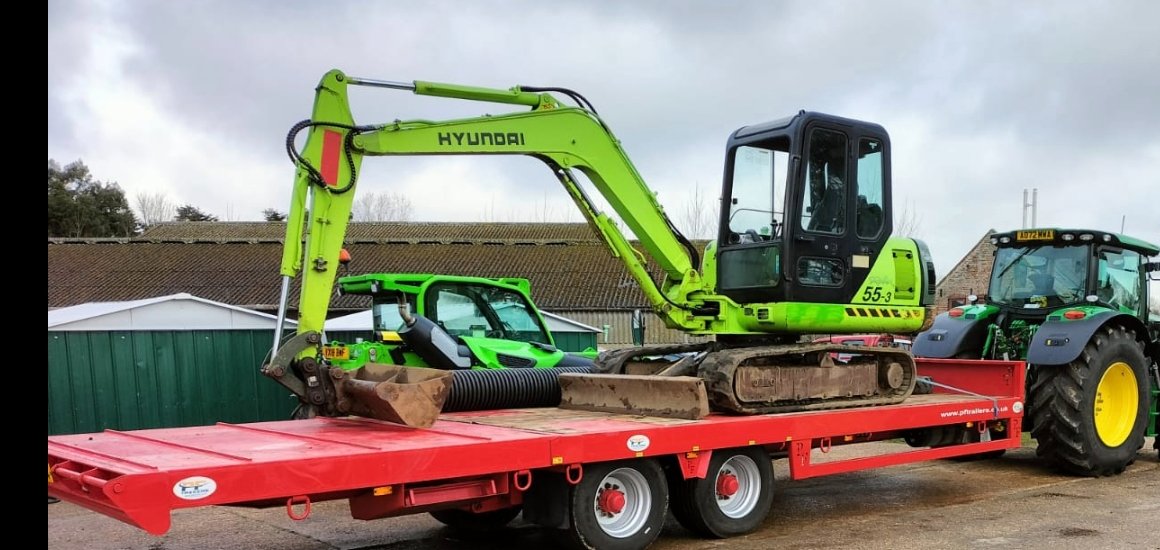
[
  {"xmin": 912, "ymin": 313, "xmax": 990, "ymax": 359},
  {"xmin": 1027, "ymin": 310, "xmax": 1149, "ymax": 366}
]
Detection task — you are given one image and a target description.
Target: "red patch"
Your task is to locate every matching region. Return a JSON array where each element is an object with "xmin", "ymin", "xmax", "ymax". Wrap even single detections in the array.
[{"xmin": 320, "ymin": 130, "xmax": 343, "ymax": 186}]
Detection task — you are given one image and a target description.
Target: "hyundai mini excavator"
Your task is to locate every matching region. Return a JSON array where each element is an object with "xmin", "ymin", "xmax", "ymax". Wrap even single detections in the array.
[{"xmin": 262, "ymin": 69, "xmax": 937, "ymax": 426}]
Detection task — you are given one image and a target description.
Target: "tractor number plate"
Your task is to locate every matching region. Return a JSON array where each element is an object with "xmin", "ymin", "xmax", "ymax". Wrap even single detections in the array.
[
  {"xmin": 323, "ymin": 346, "xmax": 350, "ymax": 360},
  {"xmin": 1016, "ymin": 229, "xmax": 1054, "ymax": 241}
]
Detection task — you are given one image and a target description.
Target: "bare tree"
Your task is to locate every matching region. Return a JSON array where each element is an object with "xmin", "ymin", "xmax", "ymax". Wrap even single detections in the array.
[
  {"xmin": 135, "ymin": 192, "xmax": 174, "ymax": 228},
  {"xmin": 352, "ymin": 191, "xmax": 413, "ymax": 222},
  {"xmin": 893, "ymin": 199, "xmax": 923, "ymax": 238},
  {"xmin": 678, "ymin": 182, "xmax": 716, "ymax": 239}
]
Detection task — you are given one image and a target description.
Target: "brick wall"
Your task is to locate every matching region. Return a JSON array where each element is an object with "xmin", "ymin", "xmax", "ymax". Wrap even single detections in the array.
[{"xmin": 934, "ymin": 231, "xmax": 996, "ymax": 313}]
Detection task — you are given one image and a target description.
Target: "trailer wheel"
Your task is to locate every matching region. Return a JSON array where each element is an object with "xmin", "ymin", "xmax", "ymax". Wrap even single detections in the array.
[
  {"xmin": 429, "ymin": 505, "xmax": 522, "ymax": 532},
  {"xmin": 562, "ymin": 459, "xmax": 667, "ymax": 550},
  {"xmin": 670, "ymin": 447, "xmax": 773, "ymax": 538},
  {"xmin": 1029, "ymin": 324, "xmax": 1148, "ymax": 476}
]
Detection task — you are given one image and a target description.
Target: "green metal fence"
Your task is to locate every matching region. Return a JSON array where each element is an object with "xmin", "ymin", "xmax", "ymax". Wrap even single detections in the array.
[{"xmin": 48, "ymin": 330, "xmax": 296, "ymax": 436}]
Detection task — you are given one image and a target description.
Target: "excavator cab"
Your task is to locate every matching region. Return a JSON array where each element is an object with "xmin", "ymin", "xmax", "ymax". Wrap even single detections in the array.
[{"xmin": 716, "ymin": 112, "xmax": 895, "ymax": 307}]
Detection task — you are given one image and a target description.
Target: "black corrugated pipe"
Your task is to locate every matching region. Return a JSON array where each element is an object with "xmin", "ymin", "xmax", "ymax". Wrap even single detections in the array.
[{"xmin": 444, "ymin": 366, "xmax": 594, "ymax": 412}]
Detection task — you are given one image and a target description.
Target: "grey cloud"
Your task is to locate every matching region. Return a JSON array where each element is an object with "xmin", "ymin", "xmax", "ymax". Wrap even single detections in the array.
[{"xmin": 48, "ymin": 0, "xmax": 1160, "ymax": 275}]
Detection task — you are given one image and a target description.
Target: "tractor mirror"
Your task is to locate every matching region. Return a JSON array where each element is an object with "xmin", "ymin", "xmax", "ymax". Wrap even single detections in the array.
[{"xmin": 1146, "ymin": 261, "xmax": 1160, "ymax": 280}]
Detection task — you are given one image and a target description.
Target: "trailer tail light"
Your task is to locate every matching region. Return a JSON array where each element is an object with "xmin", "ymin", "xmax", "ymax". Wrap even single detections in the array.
[
  {"xmin": 948, "ymin": 309, "xmax": 964, "ymax": 318},
  {"xmin": 1063, "ymin": 310, "xmax": 1086, "ymax": 320}
]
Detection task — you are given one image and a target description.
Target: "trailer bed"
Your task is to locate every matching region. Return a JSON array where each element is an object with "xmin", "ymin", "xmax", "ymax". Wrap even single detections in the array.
[{"xmin": 49, "ymin": 359, "xmax": 1025, "ymax": 536}]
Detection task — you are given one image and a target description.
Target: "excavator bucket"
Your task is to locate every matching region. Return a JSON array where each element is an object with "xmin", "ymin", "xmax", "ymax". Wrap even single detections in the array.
[
  {"xmin": 334, "ymin": 364, "xmax": 453, "ymax": 428},
  {"xmin": 558, "ymin": 373, "xmax": 711, "ymax": 420}
]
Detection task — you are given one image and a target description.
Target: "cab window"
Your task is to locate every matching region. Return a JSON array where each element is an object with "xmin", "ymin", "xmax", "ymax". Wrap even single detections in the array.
[
  {"xmin": 801, "ymin": 128, "xmax": 848, "ymax": 234},
  {"xmin": 1096, "ymin": 249, "xmax": 1141, "ymax": 313}
]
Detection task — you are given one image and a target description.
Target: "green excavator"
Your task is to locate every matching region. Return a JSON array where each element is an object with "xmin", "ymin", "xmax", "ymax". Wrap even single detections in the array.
[{"xmin": 261, "ymin": 69, "xmax": 938, "ymax": 426}]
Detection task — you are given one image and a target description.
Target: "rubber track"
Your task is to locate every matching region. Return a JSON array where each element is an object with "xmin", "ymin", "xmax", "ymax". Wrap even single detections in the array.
[
  {"xmin": 700, "ymin": 343, "xmax": 917, "ymax": 414},
  {"xmin": 595, "ymin": 342, "xmax": 917, "ymax": 415},
  {"xmin": 1028, "ymin": 325, "xmax": 1143, "ymax": 476}
]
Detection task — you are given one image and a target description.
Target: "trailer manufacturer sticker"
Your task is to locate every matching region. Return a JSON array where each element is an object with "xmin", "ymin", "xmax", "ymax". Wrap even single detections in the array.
[
  {"xmin": 173, "ymin": 476, "xmax": 217, "ymax": 500},
  {"xmin": 626, "ymin": 434, "xmax": 651, "ymax": 452}
]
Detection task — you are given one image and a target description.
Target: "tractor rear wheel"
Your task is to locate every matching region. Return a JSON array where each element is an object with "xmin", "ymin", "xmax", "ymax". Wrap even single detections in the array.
[{"xmin": 1028, "ymin": 325, "xmax": 1147, "ymax": 476}]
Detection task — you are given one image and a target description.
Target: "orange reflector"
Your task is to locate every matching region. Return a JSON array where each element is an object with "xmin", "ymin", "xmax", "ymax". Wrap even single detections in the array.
[
  {"xmin": 948, "ymin": 309, "xmax": 964, "ymax": 317},
  {"xmin": 1063, "ymin": 310, "xmax": 1086, "ymax": 320},
  {"xmin": 338, "ymin": 248, "xmax": 352, "ymax": 264}
]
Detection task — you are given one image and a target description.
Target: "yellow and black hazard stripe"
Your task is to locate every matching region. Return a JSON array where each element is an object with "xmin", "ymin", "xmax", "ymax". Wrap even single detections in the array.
[{"xmin": 844, "ymin": 306, "xmax": 918, "ymax": 319}]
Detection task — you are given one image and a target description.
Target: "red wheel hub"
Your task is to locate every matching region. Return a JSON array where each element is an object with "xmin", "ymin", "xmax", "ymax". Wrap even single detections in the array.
[
  {"xmin": 716, "ymin": 472, "xmax": 740, "ymax": 497},
  {"xmin": 598, "ymin": 488, "xmax": 626, "ymax": 514}
]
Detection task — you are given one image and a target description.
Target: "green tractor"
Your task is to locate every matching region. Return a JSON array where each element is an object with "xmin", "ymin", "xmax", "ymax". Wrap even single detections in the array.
[
  {"xmin": 322, "ymin": 273, "xmax": 597, "ymax": 372},
  {"xmin": 913, "ymin": 228, "xmax": 1160, "ymax": 476}
]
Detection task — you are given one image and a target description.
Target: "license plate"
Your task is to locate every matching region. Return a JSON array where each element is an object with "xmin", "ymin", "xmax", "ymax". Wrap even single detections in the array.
[
  {"xmin": 322, "ymin": 346, "xmax": 349, "ymax": 360},
  {"xmin": 1016, "ymin": 229, "xmax": 1054, "ymax": 241}
]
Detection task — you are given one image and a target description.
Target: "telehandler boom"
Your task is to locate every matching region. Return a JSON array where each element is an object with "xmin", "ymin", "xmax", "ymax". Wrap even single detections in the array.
[{"xmin": 263, "ymin": 70, "xmax": 938, "ymax": 423}]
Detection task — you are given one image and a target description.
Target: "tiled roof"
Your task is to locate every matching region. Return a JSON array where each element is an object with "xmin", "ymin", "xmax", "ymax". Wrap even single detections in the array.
[
  {"xmin": 49, "ymin": 223, "xmax": 668, "ymax": 312},
  {"xmin": 134, "ymin": 221, "xmax": 603, "ymax": 244}
]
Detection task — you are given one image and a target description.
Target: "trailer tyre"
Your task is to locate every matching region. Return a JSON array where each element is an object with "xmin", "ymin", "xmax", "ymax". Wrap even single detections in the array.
[
  {"xmin": 1029, "ymin": 324, "xmax": 1148, "ymax": 476},
  {"xmin": 561, "ymin": 459, "xmax": 668, "ymax": 550},
  {"xmin": 429, "ymin": 505, "xmax": 522, "ymax": 533},
  {"xmin": 669, "ymin": 447, "xmax": 773, "ymax": 538}
]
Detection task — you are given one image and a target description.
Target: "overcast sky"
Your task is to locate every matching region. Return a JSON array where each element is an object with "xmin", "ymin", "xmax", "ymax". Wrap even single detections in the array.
[{"xmin": 48, "ymin": 0, "xmax": 1160, "ymax": 280}]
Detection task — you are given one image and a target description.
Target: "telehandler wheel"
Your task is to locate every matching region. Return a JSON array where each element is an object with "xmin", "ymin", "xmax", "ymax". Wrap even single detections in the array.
[
  {"xmin": 429, "ymin": 505, "xmax": 522, "ymax": 533},
  {"xmin": 669, "ymin": 447, "xmax": 774, "ymax": 538},
  {"xmin": 1028, "ymin": 325, "xmax": 1148, "ymax": 476},
  {"xmin": 560, "ymin": 459, "xmax": 668, "ymax": 550}
]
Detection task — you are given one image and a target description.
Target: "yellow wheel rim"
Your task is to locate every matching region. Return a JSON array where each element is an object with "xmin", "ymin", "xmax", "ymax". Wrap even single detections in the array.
[{"xmin": 1094, "ymin": 361, "xmax": 1138, "ymax": 447}]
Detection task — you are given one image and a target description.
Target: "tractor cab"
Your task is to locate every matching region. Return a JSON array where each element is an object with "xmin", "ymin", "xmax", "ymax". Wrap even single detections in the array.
[
  {"xmin": 987, "ymin": 229, "xmax": 1154, "ymax": 318},
  {"xmin": 914, "ymin": 228, "xmax": 1158, "ymax": 361}
]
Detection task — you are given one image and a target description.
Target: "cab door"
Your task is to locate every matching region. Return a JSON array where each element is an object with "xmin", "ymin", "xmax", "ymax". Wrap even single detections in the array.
[{"xmin": 784, "ymin": 122, "xmax": 891, "ymax": 304}]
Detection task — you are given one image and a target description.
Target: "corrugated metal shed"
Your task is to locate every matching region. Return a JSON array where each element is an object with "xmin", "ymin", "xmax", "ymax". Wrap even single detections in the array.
[
  {"xmin": 48, "ymin": 293, "xmax": 293, "ymax": 331},
  {"xmin": 48, "ymin": 295, "xmax": 295, "ymax": 435}
]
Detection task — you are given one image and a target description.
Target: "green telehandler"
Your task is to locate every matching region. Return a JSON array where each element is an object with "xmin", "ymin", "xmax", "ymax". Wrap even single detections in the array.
[
  {"xmin": 323, "ymin": 272, "xmax": 596, "ymax": 371},
  {"xmin": 913, "ymin": 228, "xmax": 1160, "ymax": 476}
]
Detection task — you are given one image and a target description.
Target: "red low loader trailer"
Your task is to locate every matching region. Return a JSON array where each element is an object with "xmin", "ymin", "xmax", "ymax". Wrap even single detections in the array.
[{"xmin": 49, "ymin": 358, "xmax": 1025, "ymax": 549}]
